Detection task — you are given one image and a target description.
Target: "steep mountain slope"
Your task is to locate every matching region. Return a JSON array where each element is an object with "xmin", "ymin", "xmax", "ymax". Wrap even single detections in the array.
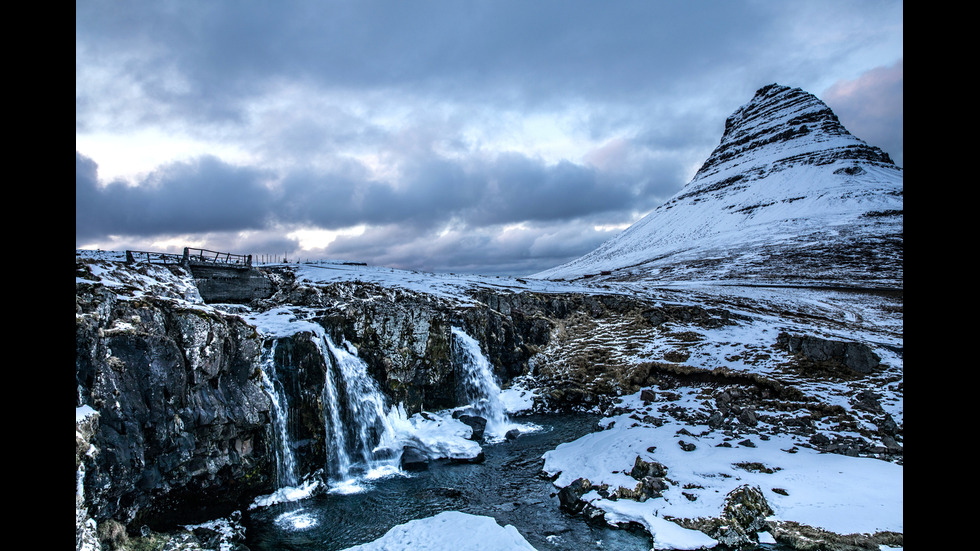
[{"xmin": 533, "ymin": 84, "xmax": 903, "ymax": 288}]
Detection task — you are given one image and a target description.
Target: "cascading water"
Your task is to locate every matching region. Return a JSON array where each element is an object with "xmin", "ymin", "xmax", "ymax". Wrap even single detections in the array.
[
  {"xmin": 315, "ymin": 332, "xmax": 404, "ymax": 492},
  {"xmin": 258, "ymin": 340, "xmax": 299, "ymax": 488},
  {"xmin": 451, "ymin": 327, "xmax": 515, "ymax": 440}
]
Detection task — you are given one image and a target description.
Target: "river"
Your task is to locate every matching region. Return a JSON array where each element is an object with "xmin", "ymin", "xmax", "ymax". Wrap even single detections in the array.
[{"xmin": 243, "ymin": 413, "xmax": 793, "ymax": 551}]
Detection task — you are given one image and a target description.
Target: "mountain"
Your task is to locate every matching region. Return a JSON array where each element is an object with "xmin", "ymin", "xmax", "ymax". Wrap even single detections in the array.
[{"xmin": 533, "ymin": 84, "xmax": 903, "ymax": 288}]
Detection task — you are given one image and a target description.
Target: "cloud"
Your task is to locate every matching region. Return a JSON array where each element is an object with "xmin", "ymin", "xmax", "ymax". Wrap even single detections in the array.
[
  {"xmin": 822, "ymin": 60, "xmax": 904, "ymax": 166},
  {"xmin": 76, "ymin": 1, "xmax": 903, "ymax": 275},
  {"xmin": 76, "ymin": 152, "xmax": 276, "ymax": 240}
]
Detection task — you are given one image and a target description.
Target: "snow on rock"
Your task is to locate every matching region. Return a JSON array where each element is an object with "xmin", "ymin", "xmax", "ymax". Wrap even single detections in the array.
[
  {"xmin": 341, "ymin": 511, "xmax": 537, "ymax": 551},
  {"xmin": 542, "ymin": 389, "xmax": 903, "ymax": 548}
]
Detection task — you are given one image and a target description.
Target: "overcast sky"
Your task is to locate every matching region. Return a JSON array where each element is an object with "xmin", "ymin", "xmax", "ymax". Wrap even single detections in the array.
[{"xmin": 76, "ymin": 0, "xmax": 903, "ymax": 276}]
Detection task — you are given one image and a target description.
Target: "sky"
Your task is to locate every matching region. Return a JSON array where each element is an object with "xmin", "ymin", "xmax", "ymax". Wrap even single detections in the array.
[{"xmin": 76, "ymin": 0, "xmax": 903, "ymax": 276}]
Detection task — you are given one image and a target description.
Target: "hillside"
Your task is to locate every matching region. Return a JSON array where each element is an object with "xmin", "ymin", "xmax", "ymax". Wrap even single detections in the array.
[{"xmin": 533, "ymin": 84, "xmax": 903, "ymax": 288}]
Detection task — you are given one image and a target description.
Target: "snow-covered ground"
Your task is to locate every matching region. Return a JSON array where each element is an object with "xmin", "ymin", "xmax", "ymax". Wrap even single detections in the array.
[
  {"xmin": 340, "ymin": 511, "xmax": 537, "ymax": 551},
  {"xmin": 542, "ymin": 389, "xmax": 902, "ymax": 549}
]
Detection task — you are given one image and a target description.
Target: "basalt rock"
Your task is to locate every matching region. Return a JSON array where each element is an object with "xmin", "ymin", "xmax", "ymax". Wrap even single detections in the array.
[
  {"xmin": 672, "ymin": 484, "xmax": 774, "ymax": 548},
  {"xmin": 76, "ymin": 273, "xmax": 275, "ymax": 534},
  {"xmin": 457, "ymin": 415, "xmax": 487, "ymax": 441},
  {"xmin": 557, "ymin": 477, "xmax": 593, "ymax": 514},
  {"xmin": 776, "ymin": 332, "xmax": 881, "ymax": 375}
]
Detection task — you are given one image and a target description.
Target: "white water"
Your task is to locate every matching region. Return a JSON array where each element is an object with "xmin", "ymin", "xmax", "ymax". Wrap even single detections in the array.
[
  {"xmin": 317, "ymin": 333, "xmax": 404, "ymax": 492},
  {"xmin": 451, "ymin": 327, "xmax": 520, "ymax": 441},
  {"xmin": 252, "ymin": 322, "xmax": 537, "ymax": 505},
  {"xmin": 258, "ymin": 340, "xmax": 299, "ymax": 488}
]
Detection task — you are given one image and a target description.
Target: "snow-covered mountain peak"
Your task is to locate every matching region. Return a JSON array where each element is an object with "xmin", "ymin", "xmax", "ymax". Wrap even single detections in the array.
[
  {"xmin": 687, "ymin": 83, "xmax": 896, "ymax": 197},
  {"xmin": 533, "ymin": 84, "xmax": 903, "ymax": 288}
]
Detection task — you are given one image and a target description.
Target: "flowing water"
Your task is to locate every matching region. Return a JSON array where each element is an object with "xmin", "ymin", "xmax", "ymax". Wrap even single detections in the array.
[
  {"xmin": 247, "ymin": 327, "xmax": 792, "ymax": 550},
  {"xmin": 451, "ymin": 327, "xmax": 515, "ymax": 441},
  {"xmin": 244, "ymin": 413, "xmax": 656, "ymax": 551},
  {"xmin": 317, "ymin": 335, "xmax": 403, "ymax": 490},
  {"xmin": 258, "ymin": 340, "xmax": 299, "ymax": 488}
]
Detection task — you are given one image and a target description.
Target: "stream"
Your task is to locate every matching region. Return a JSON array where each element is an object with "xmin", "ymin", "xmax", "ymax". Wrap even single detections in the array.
[
  {"xmin": 243, "ymin": 412, "xmax": 793, "ymax": 551},
  {"xmin": 243, "ymin": 412, "xmax": 655, "ymax": 550}
]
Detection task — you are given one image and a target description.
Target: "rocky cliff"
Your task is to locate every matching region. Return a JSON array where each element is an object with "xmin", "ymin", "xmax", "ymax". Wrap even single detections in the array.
[{"xmin": 76, "ymin": 260, "xmax": 275, "ymax": 532}]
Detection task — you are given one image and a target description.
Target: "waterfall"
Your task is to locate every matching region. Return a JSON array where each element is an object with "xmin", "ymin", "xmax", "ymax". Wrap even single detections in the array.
[
  {"xmin": 315, "ymin": 332, "xmax": 403, "ymax": 491},
  {"xmin": 259, "ymin": 340, "xmax": 299, "ymax": 488},
  {"xmin": 451, "ymin": 327, "xmax": 514, "ymax": 441}
]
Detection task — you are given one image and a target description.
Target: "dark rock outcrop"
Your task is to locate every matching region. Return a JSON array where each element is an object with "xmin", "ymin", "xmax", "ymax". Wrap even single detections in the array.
[
  {"xmin": 76, "ymin": 275, "xmax": 275, "ymax": 533},
  {"xmin": 776, "ymin": 332, "xmax": 881, "ymax": 375}
]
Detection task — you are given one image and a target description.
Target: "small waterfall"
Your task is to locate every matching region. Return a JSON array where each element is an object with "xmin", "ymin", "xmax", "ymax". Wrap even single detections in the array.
[
  {"xmin": 259, "ymin": 340, "xmax": 299, "ymax": 488},
  {"xmin": 315, "ymin": 332, "xmax": 402, "ymax": 491},
  {"xmin": 451, "ymin": 327, "xmax": 513, "ymax": 440}
]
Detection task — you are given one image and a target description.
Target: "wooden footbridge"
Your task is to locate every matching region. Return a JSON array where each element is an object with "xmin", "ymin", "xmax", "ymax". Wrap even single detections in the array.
[{"xmin": 126, "ymin": 247, "xmax": 271, "ymax": 303}]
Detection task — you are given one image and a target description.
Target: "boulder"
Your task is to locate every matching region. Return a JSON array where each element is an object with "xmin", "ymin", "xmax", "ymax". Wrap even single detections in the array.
[
  {"xmin": 629, "ymin": 456, "xmax": 667, "ymax": 479},
  {"xmin": 400, "ymin": 446, "xmax": 430, "ymax": 472},
  {"xmin": 457, "ymin": 415, "xmax": 487, "ymax": 441},
  {"xmin": 777, "ymin": 332, "xmax": 881, "ymax": 374},
  {"xmin": 557, "ymin": 478, "xmax": 593, "ymax": 514}
]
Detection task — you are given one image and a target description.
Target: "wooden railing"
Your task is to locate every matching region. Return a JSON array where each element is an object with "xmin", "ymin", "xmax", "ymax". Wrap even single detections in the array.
[
  {"xmin": 182, "ymin": 247, "xmax": 252, "ymax": 267},
  {"xmin": 125, "ymin": 250, "xmax": 184, "ymax": 265},
  {"xmin": 126, "ymin": 247, "xmax": 252, "ymax": 268}
]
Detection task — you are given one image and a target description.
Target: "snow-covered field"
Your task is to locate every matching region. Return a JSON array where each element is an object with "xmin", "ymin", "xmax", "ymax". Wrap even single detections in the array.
[{"xmin": 542, "ymin": 390, "xmax": 902, "ymax": 549}]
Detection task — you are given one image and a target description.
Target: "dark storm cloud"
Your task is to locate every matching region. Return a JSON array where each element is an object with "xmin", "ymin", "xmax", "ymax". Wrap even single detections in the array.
[
  {"xmin": 77, "ymin": 146, "xmax": 658, "ymax": 245},
  {"xmin": 75, "ymin": 0, "xmax": 767, "ymax": 128},
  {"xmin": 76, "ymin": 152, "xmax": 275, "ymax": 240},
  {"xmin": 271, "ymin": 151, "xmax": 660, "ymax": 232}
]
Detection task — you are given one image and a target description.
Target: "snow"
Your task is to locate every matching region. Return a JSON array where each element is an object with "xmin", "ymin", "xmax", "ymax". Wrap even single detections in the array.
[
  {"xmin": 75, "ymin": 84, "xmax": 903, "ymax": 551},
  {"xmin": 542, "ymin": 389, "xmax": 903, "ymax": 544},
  {"xmin": 340, "ymin": 511, "xmax": 537, "ymax": 551},
  {"xmin": 250, "ymin": 479, "xmax": 322, "ymax": 509},
  {"xmin": 76, "ymin": 405, "xmax": 98, "ymax": 423}
]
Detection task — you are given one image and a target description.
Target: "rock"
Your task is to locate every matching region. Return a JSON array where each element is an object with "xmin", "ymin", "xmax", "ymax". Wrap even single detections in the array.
[
  {"xmin": 505, "ymin": 429, "xmax": 521, "ymax": 441},
  {"xmin": 738, "ymin": 408, "xmax": 758, "ymax": 427},
  {"xmin": 707, "ymin": 411, "xmax": 725, "ymax": 429},
  {"xmin": 776, "ymin": 332, "xmax": 881, "ymax": 374},
  {"xmin": 457, "ymin": 415, "xmax": 487, "ymax": 441},
  {"xmin": 640, "ymin": 389, "xmax": 657, "ymax": 402},
  {"xmin": 450, "ymin": 451, "xmax": 486, "ymax": 464},
  {"xmin": 810, "ymin": 433, "xmax": 831, "ymax": 447},
  {"xmin": 638, "ymin": 476, "xmax": 669, "ymax": 501},
  {"xmin": 400, "ymin": 446, "xmax": 429, "ymax": 471},
  {"xmin": 853, "ymin": 390, "xmax": 884, "ymax": 413},
  {"xmin": 629, "ymin": 456, "xmax": 667, "ymax": 479},
  {"xmin": 678, "ymin": 440, "xmax": 697, "ymax": 452},
  {"xmin": 680, "ymin": 485, "xmax": 774, "ymax": 548},
  {"xmin": 715, "ymin": 391, "xmax": 733, "ymax": 413},
  {"xmin": 582, "ymin": 502, "xmax": 606, "ymax": 524},
  {"xmin": 557, "ymin": 478, "xmax": 593, "ymax": 513},
  {"xmin": 878, "ymin": 413, "xmax": 899, "ymax": 436}
]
